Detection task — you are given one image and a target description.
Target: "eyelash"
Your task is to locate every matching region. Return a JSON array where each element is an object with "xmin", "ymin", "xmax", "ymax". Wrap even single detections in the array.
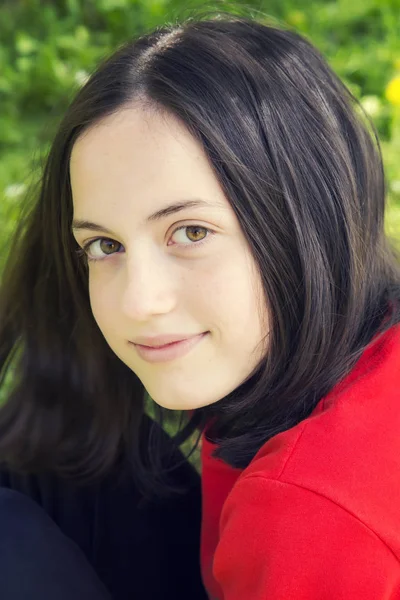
[{"xmin": 75, "ymin": 224, "xmax": 215, "ymax": 263}]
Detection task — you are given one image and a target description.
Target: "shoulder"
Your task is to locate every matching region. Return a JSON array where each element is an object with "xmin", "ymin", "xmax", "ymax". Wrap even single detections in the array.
[
  {"xmin": 214, "ymin": 474, "xmax": 400, "ymax": 599},
  {"xmin": 215, "ymin": 329, "xmax": 400, "ymax": 598},
  {"xmin": 239, "ymin": 323, "xmax": 400, "ymax": 540},
  {"xmin": 213, "ymin": 325, "xmax": 400, "ymax": 598}
]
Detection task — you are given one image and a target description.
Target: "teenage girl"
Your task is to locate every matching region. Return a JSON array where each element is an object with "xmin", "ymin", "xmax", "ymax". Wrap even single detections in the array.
[{"xmin": 1, "ymin": 12, "xmax": 400, "ymax": 600}]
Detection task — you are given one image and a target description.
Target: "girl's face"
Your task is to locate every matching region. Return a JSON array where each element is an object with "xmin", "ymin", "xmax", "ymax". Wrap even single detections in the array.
[{"xmin": 70, "ymin": 106, "xmax": 268, "ymax": 410}]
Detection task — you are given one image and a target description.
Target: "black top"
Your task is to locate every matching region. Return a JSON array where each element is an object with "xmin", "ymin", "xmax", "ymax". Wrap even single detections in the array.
[{"xmin": 0, "ymin": 417, "xmax": 207, "ymax": 600}]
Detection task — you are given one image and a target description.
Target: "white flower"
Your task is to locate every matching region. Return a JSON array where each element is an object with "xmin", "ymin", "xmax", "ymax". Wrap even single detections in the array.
[
  {"xmin": 74, "ymin": 70, "xmax": 89, "ymax": 86},
  {"xmin": 360, "ymin": 95, "xmax": 382, "ymax": 118},
  {"xmin": 390, "ymin": 180, "xmax": 400, "ymax": 194},
  {"xmin": 4, "ymin": 183, "xmax": 27, "ymax": 199}
]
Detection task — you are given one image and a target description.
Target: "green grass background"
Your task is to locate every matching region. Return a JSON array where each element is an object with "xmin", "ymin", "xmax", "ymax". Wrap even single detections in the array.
[{"xmin": 1, "ymin": 0, "xmax": 400, "ymax": 246}]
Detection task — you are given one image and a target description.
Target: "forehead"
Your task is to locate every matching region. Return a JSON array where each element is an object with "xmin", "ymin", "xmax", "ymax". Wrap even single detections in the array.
[
  {"xmin": 70, "ymin": 107, "xmax": 203, "ymax": 179},
  {"xmin": 69, "ymin": 107, "xmax": 232, "ymax": 226}
]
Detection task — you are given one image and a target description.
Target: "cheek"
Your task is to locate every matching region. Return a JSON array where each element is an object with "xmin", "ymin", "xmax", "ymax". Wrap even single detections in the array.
[
  {"xmin": 211, "ymin": 253, "xmax": 264, "ymax": 330},
  {"xmin": 88, "ymin": 272, "xmax": 116, "ymax": 334}
]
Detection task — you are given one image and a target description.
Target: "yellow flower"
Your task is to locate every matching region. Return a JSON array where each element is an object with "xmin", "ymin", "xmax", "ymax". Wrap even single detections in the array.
[
  {"xmin": 286, "ymin": 11, "xmax": 306, "ymax": 27},
  {"xmin": 386, "ymin": 76, "xmax": 400, "ymax": 106}
]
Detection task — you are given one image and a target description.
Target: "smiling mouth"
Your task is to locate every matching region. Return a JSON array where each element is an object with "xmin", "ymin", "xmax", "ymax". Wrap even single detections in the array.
[
  {"xmin": 139, "ymin": 339, "xmax": 187, "ymax": 349},
  {"xmin": 132, "ymin": 332, "xmax": 209, "ymax": 363}
]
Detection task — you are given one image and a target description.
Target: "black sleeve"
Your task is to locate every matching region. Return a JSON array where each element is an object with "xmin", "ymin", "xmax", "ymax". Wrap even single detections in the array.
[
  {"xmin": 0, "ymin": 487, "xmax": 112, "ymax": 600},
  {"xmin": 0, "ymin": 416, "xmax": 207, "ymax": 600}
]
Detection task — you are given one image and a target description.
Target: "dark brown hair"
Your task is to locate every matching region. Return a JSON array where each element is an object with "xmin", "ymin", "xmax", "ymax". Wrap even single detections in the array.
[{"xmin": 1, "ymin": 12, "xmax": 399, "ymax": 494}]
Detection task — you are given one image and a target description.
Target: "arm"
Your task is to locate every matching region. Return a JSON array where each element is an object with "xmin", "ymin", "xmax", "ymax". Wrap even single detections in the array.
[{"xmin": 213, "ymin": 476, "xmax": 400, "ymax": 599}]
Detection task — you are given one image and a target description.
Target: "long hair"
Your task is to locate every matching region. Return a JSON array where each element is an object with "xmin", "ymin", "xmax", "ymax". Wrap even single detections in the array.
[{"xmin": 1, "ymin": 12, "xmax": 399, "ymax": 493}]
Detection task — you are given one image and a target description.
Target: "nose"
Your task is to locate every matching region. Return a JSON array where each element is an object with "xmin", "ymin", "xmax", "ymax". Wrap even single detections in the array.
[{"xmin": 120, "ymin": 250, "xmax": 177, "ymax": 320}]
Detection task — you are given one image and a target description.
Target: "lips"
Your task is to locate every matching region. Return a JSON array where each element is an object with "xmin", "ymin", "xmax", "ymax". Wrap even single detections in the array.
[
  {"xmin": 132, "ymin": 332, "xmax": 208, "ymax": 363},
  {"xmin": 141, "ymin": 340, "xmax": 182, "ymax": 349},
  {"xmin": 132, "ymin": 332, "xmax": 207, "ymax": 348}
]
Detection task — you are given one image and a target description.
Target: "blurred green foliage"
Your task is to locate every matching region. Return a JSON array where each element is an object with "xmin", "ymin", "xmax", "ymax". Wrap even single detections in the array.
[{"xmin": 1, "ymin": 0, "xmax": 400, "ymax": 246}]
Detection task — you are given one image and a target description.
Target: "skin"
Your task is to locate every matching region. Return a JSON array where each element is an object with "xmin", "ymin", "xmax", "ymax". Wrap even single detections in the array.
[{"xmin": 70, "ymin": 106, "xmax": 269, "ymax": 410}]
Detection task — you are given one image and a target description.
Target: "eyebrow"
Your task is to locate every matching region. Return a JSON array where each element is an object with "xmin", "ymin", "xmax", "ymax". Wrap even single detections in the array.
[{"xmin": 71, "ymin": 199, "xmax": 211, "ymax": 234}]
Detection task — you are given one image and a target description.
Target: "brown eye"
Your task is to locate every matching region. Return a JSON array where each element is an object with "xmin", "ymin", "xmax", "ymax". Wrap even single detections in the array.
[
  {"xmin": 81, "ymin": 238, "xmax": 123, "ymax": 262},
  {"xmin": 185, "ymin": 226, "xmax": 208, "ymax": 242},
  {"xmin": 99, "ymin": 239, "xmax": 121, "ymax": 254},
  {"xmin": 170, "ymin": 225, "xmax": 209, "ymax": 245}
]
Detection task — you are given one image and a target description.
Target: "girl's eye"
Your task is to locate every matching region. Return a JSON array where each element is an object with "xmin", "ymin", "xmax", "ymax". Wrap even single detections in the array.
[
  {"xmin": 169, "ymin": 225, "xmax": 211, "ymax": 246},
  {"xmin": 76, "ymin": 238, "xmax": 123, "ymax": 262},
  {"xmin": 75, "ymin": 225, "xmax": 213, "ymax": 263}
]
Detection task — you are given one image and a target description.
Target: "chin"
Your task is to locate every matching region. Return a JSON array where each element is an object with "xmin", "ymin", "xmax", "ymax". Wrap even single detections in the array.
[
  {"xmin": 150, "ymin": 393, "xmax": 220, "ymax": 411},
  {"xmin": 151, "ymin": 398, "xmax": 197, "ymax": 411}
]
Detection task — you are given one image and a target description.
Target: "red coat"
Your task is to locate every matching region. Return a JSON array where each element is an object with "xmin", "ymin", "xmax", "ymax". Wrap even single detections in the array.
[{"xmin": 200, "ymin": 324, "xmax": 400, "ymax": 599}]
